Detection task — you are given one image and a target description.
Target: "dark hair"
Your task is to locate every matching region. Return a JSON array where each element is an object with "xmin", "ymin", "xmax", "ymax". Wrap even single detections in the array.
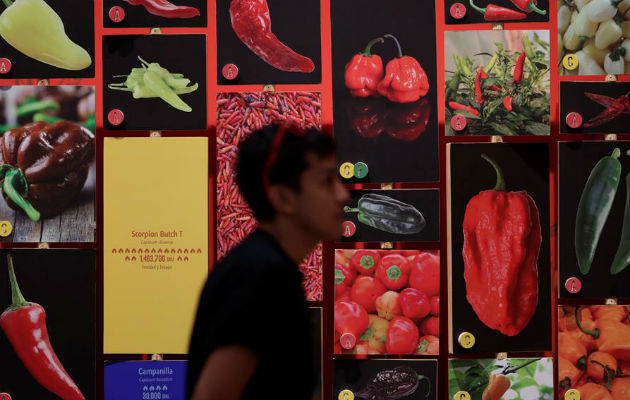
[{"xmin": 236, "ymin": 124, "xmax": 335, "ymax": 221}]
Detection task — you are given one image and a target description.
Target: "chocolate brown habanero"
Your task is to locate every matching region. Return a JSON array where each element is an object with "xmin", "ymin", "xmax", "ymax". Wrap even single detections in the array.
[{"xmin": 0, "ymin": 121, "xmax": 94, "ymax": 221}]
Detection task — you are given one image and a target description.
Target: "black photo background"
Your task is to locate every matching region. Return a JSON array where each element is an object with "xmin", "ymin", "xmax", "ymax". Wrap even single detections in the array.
[
  {"xmin": 449, "ymin": 143, "xmax": 551, "ymax": 353},
  {"xmin": 444, "ymin": 0, "xmax": 550, "ymax": 24},
  {"xmin": 103, "ymin": 0, "xmax": 207, "ymax": 28},
  {"xmin": 102, "ymin": 35, "xmax": 206, "ymax": 131},
  {"xmin": 331, "ymin": 0, "xmax": 438, "ymax": 183},
  {"xmin": 559, "ymin": 141, "xmax": 630, "ymax": 299},
  {"xmin": 341, "ymin": 189, "xmax": 440, "ymax": 243},
  {"xmin": 560, "ymin": 82, "xmax": 630, "ymax": 134},
  {"xmin": 216, "ymin": 0, "xmax": 321, "ymax": 85},
  {"xmin": 334, "ymin": 359, "xmax": 437, "ymax": 400},
  {"xmin": 0, "ymin": 0, "xmax": 95, "ymax": 79},
  {"xmin": 0, "ymin": 250, "xmax": 95, "ymax": 399}
]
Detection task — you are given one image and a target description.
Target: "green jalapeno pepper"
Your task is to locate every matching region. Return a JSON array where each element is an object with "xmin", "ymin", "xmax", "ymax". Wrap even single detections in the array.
[
  {"xmin": 611, "ymin": 171, "xmax": 630, "ymax": 275},
  {"xmin": 344, "ymin": 193, "xmax": 426, "ymax": 235}
]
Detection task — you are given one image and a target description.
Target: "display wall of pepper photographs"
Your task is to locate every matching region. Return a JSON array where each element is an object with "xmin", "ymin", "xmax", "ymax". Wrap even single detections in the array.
[
  {"xmin": 0, "ymin": 85, "xmax": 95, "ymax": 243},
  {"xmin": 216, "ymin": 0, "xmax": 321, "ymax": 85},
  {"xmin": 444, "ymin": 0, "xmax": 550, "ymax": 24},
  {"xmin": 558, "ymin": 141, "xmax": 630, "ymax": 299},
  {"xmin": 330, "ymin": 0, "xmax": 438, "ymax": 183},
  {"xmin": 333, "ymin": 359, "xmax": 438, "ymax": 400},
  {"xmin": 558, "ymin": 0, "xmax": 630, "ymax": 76},
  {"xmin": 560, "ymin": 82, "xmax": 630, "ymax": 134},
  {"xmin": 102, "ymin": 34, "xmax": 207, "ymax": 131},
  {"xmin": 0, "ymin": 250, "xmax": 95, "ymax": 400},
  {"xmin": 103, "ymin": 0, "xmax": 207, "ymax": 28},
  {"xmin": 449, "ymin": 357, "xmax": 553, "ymax": 400},
  {"xmin": 448, "ymin": 143, "xmax": 551, "ymax": 354},
  {"xmin": 444, "ymin": 30, "xmax": 551, "ymax": 136},
  {"xmin": 557, "ymin": 305, "xmax": 630, "ymax": 400},
  {"xmin": 216, "ymin": 91, "xmax": 323, "ymax": 301},
  {"xmin": 0, "ymin": 0, "xmax": 95, "ymax": 79},
  {"xmin": 334, "ymin": 249, "xmax": 440, "ymax": 356},
  {"xmin": 340, "ymin": 190, "xmax": 440, "ymax": 243}
]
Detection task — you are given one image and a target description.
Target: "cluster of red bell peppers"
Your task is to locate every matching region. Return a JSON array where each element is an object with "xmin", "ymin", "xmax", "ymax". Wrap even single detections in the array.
[
  {"xmin": 344, "ymin": 35, "xmax": 429, "ymax": 104},
  {"xmin": 334, "ymin": 249, "xmax": 440, "ymax": 355}
]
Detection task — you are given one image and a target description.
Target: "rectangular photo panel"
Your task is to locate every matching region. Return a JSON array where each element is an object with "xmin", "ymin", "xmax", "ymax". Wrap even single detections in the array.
[
  {"xmin": 334, "ymin": 359, "xmax": 438, "ymax": 400},
  {"xmin": 0, "ymin": 250, "xmax": 95, "ymax": 400},
  {"xmin": 0, "ymin": 85, "xmax": 95, "ymax": 243},
  {"xmin": 445, "ymin": 30, "xmax": 551, "ymax": 136},
  {"xmin": 331, "ymin": 0, "xmax": 438, "ymax": 183},
  {"xmin": 102, "ymin": 34, "xmax": 207, "ymax": 131},
  {"xmin": 449, "ymin": 357, "xmax": 553, "ymax": 400},
  {"xmin": 341, "ymin": 189, "xmax": 440, "ymax": 243},
  {"xmin": 444, "ymin": 0, "xmax": 550, "ymax": 24},
  {"xmin": 216, "ymin": 0, "xmax": 321, "ymax": 85},
  {"xmin": 0, "ymin": 0, "xmax": 95, "ymax": 79},
  {"xmin": 103, "ymin": 137, "xmax": 208, "ymax": 354},
  {"xmin": 558, "ymin": 305, "xmax": 630, "ymax": 399},
  {"xmin": 448, "ymin": 143, "xmax": 551, "ymax": 353},
  {"xmin": 558, "ymin": 141, "xmax": 630, "ymax": 299},
  {"xmin": 334, "ymin": 249, "xmax": 440, "ymax": 356},
  {"xmin": 103, "ymin": 0, "xmax": 207, "ymax": 28},
  {"xmin": 216, "ymin": 91, "xmax": 323, "ymax": 301},
  {"xmin": 560, "ymin": 82, "xmax": 630, "ymax": 134},
  {"xmin": 105, "ymin": 360, "xmax": 187, "ymax": 400},
  {"xmin": 558, "ymin": 1, "xmax": 629, "ymax": 76}
]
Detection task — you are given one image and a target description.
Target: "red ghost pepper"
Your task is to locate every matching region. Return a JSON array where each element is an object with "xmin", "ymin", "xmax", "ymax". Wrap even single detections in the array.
[
  {"xmin": 385, "ymin": 316, "xmax": 419, "ymax": 354},
  {"xmin": 377, "ymin": 34, "xmax": 429, "ymax": 103},
  {"xmin": 375, "ymin": 254, "xmax": 410, "ymax": 290},
  {"xmin": 345, "ymin": 37, "xmax": 385, "ymax": 97}
]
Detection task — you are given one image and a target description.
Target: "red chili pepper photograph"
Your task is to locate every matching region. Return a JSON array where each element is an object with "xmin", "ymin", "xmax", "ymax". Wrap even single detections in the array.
[
  {"xmin": 0, "ymin": 251, "xmax": 94, "ymax": 400},
  {"xmin": 445, "ymin": 30, "xmax": 550, "ymax": 136},
  {"xmin": 216, "ymin": 0, "xmax": 320, "ymax": 84},
  {"xmin": 449, "ymin": 143, "xmax": 551, "ymax": 354},
  {"xmin": 334, "ymin": 249, "xmax": 440, "ymax": 356},
  {"xmin": 103, "ymin": 0, "xmax": 207, "ymax": 28},
  {"xmin": 560, "ymin": 82, "xmax": 630, "ymax": 134},
  {"xmin": 444, "ymin": 0, "xmax": 549, "ymax": 24}
]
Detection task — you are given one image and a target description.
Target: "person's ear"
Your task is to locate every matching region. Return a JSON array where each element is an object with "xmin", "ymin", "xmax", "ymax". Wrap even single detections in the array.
[{"xmin": 267, "ymin": 185, "xmax": 297, "ymax": 216}]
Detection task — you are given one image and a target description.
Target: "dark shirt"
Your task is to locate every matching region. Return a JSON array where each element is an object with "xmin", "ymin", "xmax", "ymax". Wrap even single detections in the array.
[{"xmin": 187, "ymin": 229, "xmax": 315, "ymax": 400}]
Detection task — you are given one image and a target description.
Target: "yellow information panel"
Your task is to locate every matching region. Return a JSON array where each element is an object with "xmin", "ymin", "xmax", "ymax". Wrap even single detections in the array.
[{"xmin": 104, "ymin": 137, "xmax": 208, "ymax": 354}]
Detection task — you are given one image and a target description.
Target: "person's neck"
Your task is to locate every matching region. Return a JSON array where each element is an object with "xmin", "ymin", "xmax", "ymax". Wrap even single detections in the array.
[{"xmin": 257, "ymin": 220, "xmax": 318, "ymax": 265}]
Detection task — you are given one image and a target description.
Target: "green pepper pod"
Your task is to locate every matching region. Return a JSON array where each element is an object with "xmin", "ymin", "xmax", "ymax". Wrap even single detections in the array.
[
  {"xmin": 344, "ymin": 193, "xmax": 425, "ymax": 235},
  {"xmin": 575, "ymin": 148, "xmax": 622, "ymax": 274},
  {"xmin": 143, "ymin": 70, "xmax": 192, "ymax": 112},
  {"xmin": 483, "ymin": 53, "xmax": 498, "ymax": 74},
  {"xmin": 523, "ymin": 34, "xmax": 536, "ymax": 61},
  {"xmin": 611, "ymin": 172, "xmax": 630, "ymax": 275}
]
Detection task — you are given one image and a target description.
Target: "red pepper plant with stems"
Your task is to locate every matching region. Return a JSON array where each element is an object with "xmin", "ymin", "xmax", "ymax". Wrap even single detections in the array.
[{"xmin": 445, "ymin": 33, "xmax": 550, "ymax": 136}]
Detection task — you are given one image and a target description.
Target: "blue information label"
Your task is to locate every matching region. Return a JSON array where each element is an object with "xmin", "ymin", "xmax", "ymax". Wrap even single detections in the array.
[{"xmin": 105, "ymin": 361, "xmax": 187, "ymax": 400}]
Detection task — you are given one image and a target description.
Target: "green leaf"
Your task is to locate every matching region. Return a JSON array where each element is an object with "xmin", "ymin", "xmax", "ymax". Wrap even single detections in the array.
[
  {"xmin": 525, "ymin": 122, "xmax": 550, "ymax": 135},
  {"xmin": 454, "ymin": 110, "xmax": 481, "ymax": 120},
  {"xmin": 511, "ymin": 377, "xmax": 538, "ymax": 390},
  {"xmin": 489, "ymin": 122, "xmax": 516, "ymax": 136}
]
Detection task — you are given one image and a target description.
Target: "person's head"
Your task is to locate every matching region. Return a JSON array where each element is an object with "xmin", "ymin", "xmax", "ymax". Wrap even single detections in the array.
[{"xmin": 236, "ymin": 124, "xmax": 349, "ymax": 241}]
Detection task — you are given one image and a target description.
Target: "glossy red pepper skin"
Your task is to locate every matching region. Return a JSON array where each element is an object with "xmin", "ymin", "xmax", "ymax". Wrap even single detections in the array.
[
  {"xmin": 463, "ymin": 155, "xmax": 541, "ymax": 336},
  {"xmin": 345, "ymin": 38, "xmax": 385, "ymax": 98},
  {"xmin": 1, "ymin": 256, "xmax": 85, "ymax": 400},
  {"xmin": 475, "ymin": 67, "xmax": 485, "ymax": 105},
  {"xmin": 335, "ymin": 263, "xmax": 356, "ymax": 298},
  {"xmin": 350, "ymin": 276, "xmax": 386, "ymax": 313},
  {"xmin": 503, "ymin": 96, "xmax": 513, "ymax": 111},
  {"xmin": 399, "ymin": 288, "xmax": 431, "ymax": 321},
  {"xmin": 409, "ymin": 252, "xmax": 440, "ymax": 297},
  {"xmin": 334, "ymin": 300, "xmax": 369, "ymax": 338},
  {"xmin": 377, "ymin": 35, "xmax": 429, "ymax": 103},
  {"xmin": 385, "ymin": 316, "xmax": 419, "ymax": 354},
  {"xmin": 123, "ymin": 0, "xmax": 200, "ymax": 18},
  {"xmin": 229, "ymin": 0, "xmax": 315, "ymax": 72},
  {"xmin": 351, "ymin": 250, "xmax": 381, "ymax": 276},
  {"xmin": 513, "ymin": 52, "xmax": 526, "ymax": 83},
  {"xmin": 385, "ymin": 99, "xmax": 431, "ymax": 141},
  {"xmin": 375, "ymin": 254, "xmax": 410, "ymax": 290},
  {"xmin": 469, "ymin": 0, "xmax": 527, "ymax": 21},
  {"xmin": 508, "ymin": 0, "xmax": 547, "ymax": 14},
  {"xmin": 448, "ymin": 101, "xmax": 480, "ymax": 116},
  {"xmin": 420, "ymin": 316, "xmax": 440, "ymax": 337},
  {"xmin": 347, "ymin": 98, "xmax": 386, "ymax": 139}
]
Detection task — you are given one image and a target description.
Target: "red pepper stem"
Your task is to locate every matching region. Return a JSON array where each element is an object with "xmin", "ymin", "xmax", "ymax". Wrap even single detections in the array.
[
  {"xmin": 361, "ymin": 37, "xmax": 384, "ymax": 57},
  {"xmin": 574, "ymin": 307, "xmax": 600, "ymax": 339},
  {"xmin": 469, "ymin": 0, "xmax": 487, "ymax": 14},
  {"xmin": 528, "ymin": 2, "xmax": 547, "ymax": 15},
  {"xmin": 383, "ymin": 34, "xmax": 403, "ymax": 58},
  {"xmin": 6, "ymin": 254, "xmax": 29, "ymax": 310},
  {"xmin": 481, "ymin": 154, "xmax": 506, "ymax": 192}
]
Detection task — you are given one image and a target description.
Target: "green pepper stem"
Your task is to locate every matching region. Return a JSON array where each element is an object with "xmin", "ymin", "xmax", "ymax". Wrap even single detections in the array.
[
  {"xmin": 1, "ymin": 0, "xmax": 12, "ymax": 8},
  {"xmin": 383, "ymin": 34, "xmax": 403, "ymax": 58},
  {"xmin": 16, "ymin": 100, "xmax": 59, "ymax": 118},
  {"xmin": 3, "ymin": 168, "xmax": 40, "ymax": 221},
  {"xmin": 362, "ymin": 37, "xmax": 384, "ymax": 56},
  {"xmin": 344, "ymin": 206, "xmax": 359, "ymax": 213},
  {"xmin": 528, "ymin": 2, "xmax": 547, "ymax": 15},
  {"xmin": 7, "ymin": 254, "xmax": 29, "ymax": 309},
  {"xmin": 417, "ymin": 375, "xmax": 431, "ymax": 398},
  {"xmin": 575, "ymin": 307, "xmax": 600, "ymax": 339},
  {"xmin": 611, "ymin": 148, "xmax": 621, "ymax": 159},
  {"xmin": 469, "ymin": 0, "xmax": 487, "ymax": 15},
  {"xmin": 481, "ymin": 154, "xmax": 506, "ymax": 192}
]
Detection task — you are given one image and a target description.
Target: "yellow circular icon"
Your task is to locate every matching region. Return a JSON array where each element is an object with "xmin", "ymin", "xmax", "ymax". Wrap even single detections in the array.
[
  {"xmin": 0, "ymin": 221, "xmax": 12, "ymax": 237},
  {"xmin": 458, "ymin": 332, "xmax": 476, "ymax": 349},
  {"xmin": 565, "ymin": 389, "xmax": 581, "ymax": 400},
  {"xmin": 339, "ymin": 162, "xmax": 355, "ymax": 179},
  {"xmin": 562, "ymin": 54, "xmax": 578, "ymax": 70},
  {"xmin": 454, "ymin": 391, "xmax": 471, "ymax": 400},
  {"xmin": 339, "ymin": 389, "xmax": 355, "ymax": 400}
]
